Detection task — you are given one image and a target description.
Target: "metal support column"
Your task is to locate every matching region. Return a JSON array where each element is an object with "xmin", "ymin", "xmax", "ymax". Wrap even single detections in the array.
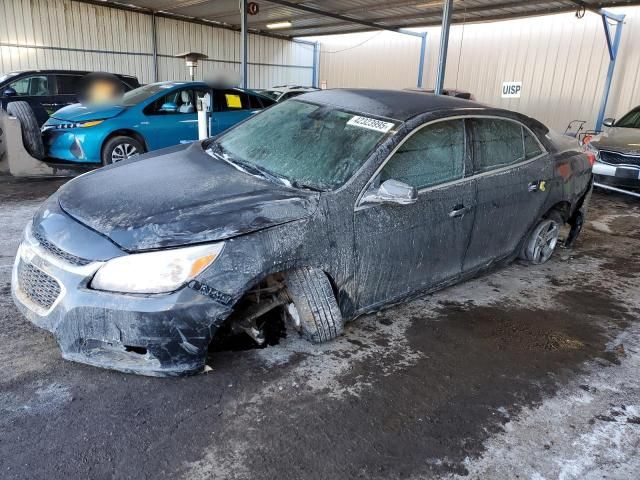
[
  {"xmin": 434, "ymin": 0, "xmax": 453, "ymax": 95},
  {"xmin": 595, "ymin": 10, "xmax": 625, "ymax": 131},
  {"xmin": 417, "ymin": 32, "xmax": 427, "ymax": 88},
  {"xmin": 151, "ymin": 12, "xmax": 158, "ymax": 82},
  {"xmin": 312, "ymin": 41, "xmax": 320, "ymax": 88},
  {"xmin": 240, "ymin": 0, "xmax": 248, "ymax": 89}
]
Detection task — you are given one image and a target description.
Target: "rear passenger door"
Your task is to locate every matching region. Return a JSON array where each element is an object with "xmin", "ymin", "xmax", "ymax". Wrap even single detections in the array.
[
  {"xmin": 54, "ymin": 74, "xmax": 84, "ymax": 109},
  {"xmin": 211, "ymin": 90, "xmax": 263, "ymax": 135},
  {"xmin": 463, "ymin": 117, "xmax": 551, "ymax": 272}
]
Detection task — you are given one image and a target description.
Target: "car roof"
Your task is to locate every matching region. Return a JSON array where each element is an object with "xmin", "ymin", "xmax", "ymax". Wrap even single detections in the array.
[
  {"xmin": 4, "ymin": 69, "xmax": 136, "ymax": 78},
  {"xmin": 273, "ymin": 85, "xmax": 317, "ymax": 89},
  {"xmin": 296, "ymin": 88, "xmax": 486, "ymax": 121}
]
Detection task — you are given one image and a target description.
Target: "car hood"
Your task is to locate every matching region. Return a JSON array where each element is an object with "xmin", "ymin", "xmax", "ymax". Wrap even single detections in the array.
[
  {"xmin": 50, "ymin": 103, "xmax": 126, "ymax": 122},
  {"xmin": 57, "ymin": 143, "xmax": 319, "ymax": 252},
  {"xmin": 591, "ymin": 127, "xmax": 640, "ymax": 155}
]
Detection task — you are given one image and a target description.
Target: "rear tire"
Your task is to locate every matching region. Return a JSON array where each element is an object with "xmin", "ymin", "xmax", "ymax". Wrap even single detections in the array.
[
  {"xmin": 6, "ymin": 101, "xmax": 44, "ymax": 159},
  {"xmin": 520, "ymin": 211, "xmax": 563, "ymax": 265},
  {"xmin": 101, "ymin": 135, "xmax": 144, "ymax": 165},
  {"xmin": 284, "ymin": 267, "xmax": 343, "ymax": 344}
]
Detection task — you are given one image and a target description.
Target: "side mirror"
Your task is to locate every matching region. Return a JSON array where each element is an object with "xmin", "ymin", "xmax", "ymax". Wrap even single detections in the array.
[
  {"xmin": 360, "ymin": 179, "xmax": 418, "ymax": 206},
  {"xmin": 159, "ymin": 101, "xmax": 177, "ymax": 113},
  {"xmin": 603, "ymin": 118, "xmax": 615, "ymax": 128},
  {"xmin": 2, "ymin": 87, "xmax": 17, "ymax": 97}
]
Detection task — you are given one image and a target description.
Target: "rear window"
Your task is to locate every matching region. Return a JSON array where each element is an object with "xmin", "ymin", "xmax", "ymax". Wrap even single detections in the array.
[
  {"xmin": 56, "ymin": 75, "xmax": 83, "ymax": 94},
  {"xmin": 214, "ymin": 90, "xmax": 251, "ymax": 111},
  {"xmin": 472, "ymin": 118, "xmax": 545, "ymax": 173}
]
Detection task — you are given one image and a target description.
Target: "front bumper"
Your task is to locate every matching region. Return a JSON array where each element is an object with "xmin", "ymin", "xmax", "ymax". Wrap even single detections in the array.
[
  {"xmin": 11, "ymin": 227, "xmax": 232, "ymax": 376},
  {"xmin": 593, "ymin": 161, "xmax": 640, "ymax": 190},
  {"xmin": 42, "ymin": 128, "xmax": 102, "ymax": 164}
]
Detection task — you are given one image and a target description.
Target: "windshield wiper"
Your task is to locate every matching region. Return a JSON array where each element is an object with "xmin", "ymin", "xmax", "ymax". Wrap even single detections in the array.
[
  {"xmin": 206, "ymin": 140, "xmax": 322, "ymax": 191},
  {"xmin": 207, "ymin": 142, "xmax": 274, "ymax": 181}
]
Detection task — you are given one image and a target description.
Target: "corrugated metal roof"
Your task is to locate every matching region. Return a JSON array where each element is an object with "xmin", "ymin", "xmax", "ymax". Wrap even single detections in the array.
[{"xmin": 82, "ymin": 0, "xmax": 640, "ymax": 37}]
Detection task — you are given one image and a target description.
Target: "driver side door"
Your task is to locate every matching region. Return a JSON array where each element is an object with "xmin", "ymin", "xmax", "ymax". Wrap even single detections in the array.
[
  {"xmin": 352, "ymin": 119, "xmax": 476, "ymax": 310},
  {"xmin": 5, "ymin": 74, "xmax": 55, "ymax": 125},
  {"xmin": 141, "ymin": 87, "xmax": 204, "ymax": 150}
]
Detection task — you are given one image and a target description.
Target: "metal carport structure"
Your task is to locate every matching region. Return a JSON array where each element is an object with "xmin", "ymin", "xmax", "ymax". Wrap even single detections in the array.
[{"xmin": 85, "ymin": 0, "xmax": 640, "ymax": 128}]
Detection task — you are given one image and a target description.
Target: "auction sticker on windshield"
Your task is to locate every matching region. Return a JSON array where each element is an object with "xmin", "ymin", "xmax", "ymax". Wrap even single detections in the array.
[{"xmin": 347, "ymin": 116, "xmax": 395, "ymax": 133}]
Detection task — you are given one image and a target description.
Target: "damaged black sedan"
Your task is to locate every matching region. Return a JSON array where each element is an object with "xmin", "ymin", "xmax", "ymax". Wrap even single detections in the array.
[{"xmin": 12, "ymin": 90, "xmax": 593, "ymax": 376}]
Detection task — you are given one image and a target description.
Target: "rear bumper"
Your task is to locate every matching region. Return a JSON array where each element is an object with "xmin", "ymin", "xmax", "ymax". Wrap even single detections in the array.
[{"xmin": 11, "ymin": 227, "xmax": 232, "ymax": 376}]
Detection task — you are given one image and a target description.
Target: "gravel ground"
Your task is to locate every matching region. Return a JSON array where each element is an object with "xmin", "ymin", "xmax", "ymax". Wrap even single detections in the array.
[{"xmin": 0, "ymin": 176, "xmax": 638, "ymax": 480}]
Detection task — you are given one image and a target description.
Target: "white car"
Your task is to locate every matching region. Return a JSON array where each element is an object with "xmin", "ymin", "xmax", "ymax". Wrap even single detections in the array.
[{"xmin": 257, "ymin": 85, "xmax": 319, "ymax": 102}]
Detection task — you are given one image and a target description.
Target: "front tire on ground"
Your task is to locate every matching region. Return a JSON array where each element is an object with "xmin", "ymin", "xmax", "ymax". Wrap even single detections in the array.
[
  {"xmin": 6, "ymin": 101, "xmax": 44, "ymax": 159},
  {"xmin": 284, "ymin": 267, "xmax": 344, "ymax": 344},
  {"xmin": 520, "ymin": 211, "xmax": 563, "ymax": 265},
  {"xmin": 101, "ymin": 135, "xmax": 144, "ymax": 165}
]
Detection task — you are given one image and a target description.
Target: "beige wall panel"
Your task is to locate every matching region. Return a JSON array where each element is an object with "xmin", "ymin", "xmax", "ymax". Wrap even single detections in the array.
[
  {"xmin": 0, "ymin": 0, "xmax": 313, "ymax": 88},
  {"xmin": 308, "ymin": 7, "xmax": 640, "ymax": 131}
]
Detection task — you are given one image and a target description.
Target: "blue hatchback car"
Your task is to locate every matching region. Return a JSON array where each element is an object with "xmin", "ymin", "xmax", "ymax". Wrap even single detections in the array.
[{"xmin": 42, "ymin": 81, "xmax": 275, "ymax": 165}]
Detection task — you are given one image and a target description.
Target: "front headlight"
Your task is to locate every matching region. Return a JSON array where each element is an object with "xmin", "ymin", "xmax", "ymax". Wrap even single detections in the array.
[
  {"xmin": 91, "ymin": 243, "xmax": 224, "ymax": 294},
  {"xmin": 55, "ymin": 119, "xmax": 104, "ymax": 129},
  {"xmin": 584, "ymin": 140, "xmax": 600, "ymax": 156}
]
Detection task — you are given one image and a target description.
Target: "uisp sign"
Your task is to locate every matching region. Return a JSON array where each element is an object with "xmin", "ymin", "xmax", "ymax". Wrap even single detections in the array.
[{"xmin": 502, "ymin": 81, "xmax": 522, "ymax": 98}]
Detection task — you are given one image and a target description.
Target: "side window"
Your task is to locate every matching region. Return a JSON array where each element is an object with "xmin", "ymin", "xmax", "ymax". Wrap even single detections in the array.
[
  {"xmin": 248, "ymin": 94, "xmax": 264, "ymax": 109},
  {"xmin": 8, "ymin": 75, "xmax": 51, "ymax": 96},
  {"xmin": 523, "ymin": 129, "xmax": 544, "ymax": 159},
  {"xmin": 380, "ymin": 119, "xmax": 465, "ymax": 190},
  {"xmin": 214, "ymin": 90, "xmax": 249, "ymax": 111},
  {"xmin": 251, "ymin": 94, "xmax": 275, "ymax": 109},
  {"xmin": 56, "ymin": 75, "xmax": 83, "ymax": 95},
  {"xmin": 145, "ymin": 89, "xmax": 195, "ymax": 115},
  {"xmin": 472, "ymin": 118, "xmax": 525, "ymax": 173}
]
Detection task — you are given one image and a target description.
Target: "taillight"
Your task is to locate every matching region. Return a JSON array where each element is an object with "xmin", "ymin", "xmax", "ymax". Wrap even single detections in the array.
[{"xmin": 586, "ymin": 152, "xmax": 596, "ymax": 166}]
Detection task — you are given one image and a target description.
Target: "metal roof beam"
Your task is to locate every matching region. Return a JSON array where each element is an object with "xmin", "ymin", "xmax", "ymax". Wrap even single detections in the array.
[
  {"xmin": 264, "ymin": 0, "xmax": 424, "ymax": 37},
  {"xmin": 250, "ymin": 0, "xmax": 447, "ymax": 27},
  {"xmin": 281, "ymin": 0, "xmax": 565, "ymax": 34}
]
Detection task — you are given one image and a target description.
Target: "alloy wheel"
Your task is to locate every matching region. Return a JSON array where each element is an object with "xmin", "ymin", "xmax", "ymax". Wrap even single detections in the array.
[
  {"xmin": 532, "ymin": 220, "xmax": 559, "ymax": 263},
  {"xmin": 111, "ymin": 143, "xmax": 139, "ymax": 163}
]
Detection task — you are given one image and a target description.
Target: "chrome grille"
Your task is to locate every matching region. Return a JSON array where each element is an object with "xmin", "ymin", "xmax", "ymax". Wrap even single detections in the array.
[
  {"xmin": 599, "ymin": 150, "xmax": 640, "ymax": 167},
  {"xmin": 17, "ymin": 260, "xmax": 61, "ymax": 310},
  {"xmin": 33, "ymin": 229, "xmax": 91, "ymax": 266}
]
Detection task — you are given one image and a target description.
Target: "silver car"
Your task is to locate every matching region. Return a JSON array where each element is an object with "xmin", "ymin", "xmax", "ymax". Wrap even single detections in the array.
[{"xmin": 587, "ymin": 106, "xmax": 640, "ymax": 197}]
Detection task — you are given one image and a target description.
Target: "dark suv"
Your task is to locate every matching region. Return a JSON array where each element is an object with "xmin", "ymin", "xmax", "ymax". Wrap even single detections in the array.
[{"xmin": 0, "ymin": 70, "xmax": 140, "ymax": 126}]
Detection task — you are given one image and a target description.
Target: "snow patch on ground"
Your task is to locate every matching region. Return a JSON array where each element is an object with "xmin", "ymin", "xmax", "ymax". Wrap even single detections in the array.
[
  {"xmin": 0, "ymin": 381, "xmax": 73, "ymax": 424},
  {"xmin": 452, "ymin": 325, "xmax": 640, "ymax": 480}
]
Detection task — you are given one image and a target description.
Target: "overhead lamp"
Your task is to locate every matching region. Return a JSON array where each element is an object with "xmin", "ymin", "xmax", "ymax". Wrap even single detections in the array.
[
  {"xmin": 267, "ymin": 21, "xmax": 292, "ymax": 29},
  {"xmin": 415, "ymin": 1, "xmax": 444, "ymax": 8}
]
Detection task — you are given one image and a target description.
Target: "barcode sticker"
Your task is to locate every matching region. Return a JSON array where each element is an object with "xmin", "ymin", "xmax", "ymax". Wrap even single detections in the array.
[{"xmin": 347, "ymin": 116, "xmax": 395, "ymax": 133}]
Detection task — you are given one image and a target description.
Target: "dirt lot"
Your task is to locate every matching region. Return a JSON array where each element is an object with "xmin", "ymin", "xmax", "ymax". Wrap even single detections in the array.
[{"xmin": 0, "ymin": 177, "xmax": 639, "ymax": 480}]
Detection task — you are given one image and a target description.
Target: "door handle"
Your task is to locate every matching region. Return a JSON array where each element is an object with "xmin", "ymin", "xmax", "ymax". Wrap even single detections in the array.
[
  {"xmin": 449, "ymin": 204, "xmax": 471, "ymax": 218},
  {"xmin": 528, "ymin": 180, "xmax": 547, "ymax": 192}
]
